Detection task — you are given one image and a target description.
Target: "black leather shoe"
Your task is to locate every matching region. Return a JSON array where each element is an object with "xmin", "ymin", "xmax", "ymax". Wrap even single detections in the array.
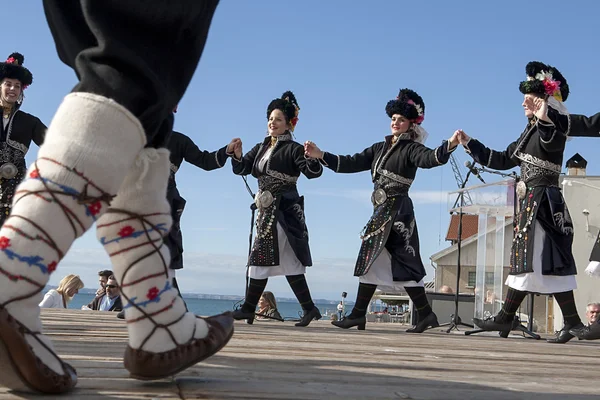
[
  {"xmin": 473, "ymin": 316, "xmax": 518, "ymax": 332},
  {"xmin": 232, "ymin": 309, "xmax": 255, "ymax": 325},
  {"xmin": 570, "ymin": 323, "xmax": 600, "ymax": 340},
  {"xmin": 116, "ymin": 310, "xmax": 125, "ymax": 319},
  {"xmin": 295, "ymin": 307, "xmax": 321, "ymax": 327},
  {"xmin": 332, "ymin": 315, "xmax": 366, "ymax": 330},
  {"xmin": 547, "ymin": 322, "xmax": 584, "ymax": 343},
  {"xmin": 406, "ymin": 312, "xmax": 440, "ymax": 333}
]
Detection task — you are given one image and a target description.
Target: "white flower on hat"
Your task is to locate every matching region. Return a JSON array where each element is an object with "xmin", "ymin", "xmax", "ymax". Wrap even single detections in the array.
[{"xmin": 534, "ymin": 71, "xmax": 553, "ymax": 82}]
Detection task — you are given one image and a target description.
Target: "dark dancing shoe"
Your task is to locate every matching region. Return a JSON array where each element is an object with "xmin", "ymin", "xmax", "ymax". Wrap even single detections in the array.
[
  {"xmin": 547, "ymin": 322, "xmax": 584, "ymax": 344},
  {"xmin": 116, "ymin": 310, "xmax": 125, "ymax": 319},
  {"xmin": 232, "ymin": 309, "xmax": 255, "ymax": 325},
  {"xmin": 125, "ymin": 312, "xmax": 234, "ymax": 380},
  {"xmin": 406, "ymin": 312, "xmax": 440, "ymax": 333},
  {"xmin": 570, "ymin": 323, "xmax": 600, "ymax": 341},
  {"xmin": 0, "ymin": 307, "xmax": 77, "ymax": 394},
  {"xmin": 473, "ymin": 316, "xmax": 518, "ymax": 332},
  {"xmin": 295, "ymin": 307, "xmax": 322, "ymax": 327},
  {"xmin": 331, "ymin": 316, "xmax": 366, "ymax": 330}
]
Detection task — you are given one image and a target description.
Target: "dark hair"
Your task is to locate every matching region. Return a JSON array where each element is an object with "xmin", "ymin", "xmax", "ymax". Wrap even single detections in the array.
[
  {"xmin": 98, "ymin": 270, "xmax": 113, "ymax": 278},
  {"xmin": 519, "ymin": 61, "xmax": 569, "ymax": 101},
  {"xmin": 266, "ymin": 90, "xmax": 299, "ymax": 124},
  {"xmin": 385, "ymin": 88, "xmax": 425, "ymax": 124}
]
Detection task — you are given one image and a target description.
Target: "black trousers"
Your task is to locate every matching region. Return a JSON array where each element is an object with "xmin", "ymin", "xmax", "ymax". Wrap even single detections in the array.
[{"xmin": 42, "ymin": 0, "xmax": 219, "ymax": 148}]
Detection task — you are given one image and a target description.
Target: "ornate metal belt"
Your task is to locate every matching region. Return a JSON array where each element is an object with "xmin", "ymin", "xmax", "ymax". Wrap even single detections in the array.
[
  {"xmin": 371, "ymin": 186, "xmax": 408, "ymax": 206},
  {"xmin": 0, "ymin": 162, "xmax": 18, "ymax": 179},
  {"xmin": 254, "ymin": 190, "xmax": 275, "ymax": 209}
]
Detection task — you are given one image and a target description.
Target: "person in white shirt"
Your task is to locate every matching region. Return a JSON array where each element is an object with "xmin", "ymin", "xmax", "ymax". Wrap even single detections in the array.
[{"xmin": 39, "ymin": 274, "xmax": 84, "ymax": 309}]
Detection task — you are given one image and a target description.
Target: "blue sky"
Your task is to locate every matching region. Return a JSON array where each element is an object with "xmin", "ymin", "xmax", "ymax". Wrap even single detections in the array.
[{"xmin": 7, "ymin": 1, "xmax": 600, "ymax": 301}]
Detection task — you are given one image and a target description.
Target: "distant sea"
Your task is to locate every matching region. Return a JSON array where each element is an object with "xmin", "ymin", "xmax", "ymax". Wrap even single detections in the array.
[{"xmin": 68, "ymin": 293, "xmax": 345, "ymax": 320}]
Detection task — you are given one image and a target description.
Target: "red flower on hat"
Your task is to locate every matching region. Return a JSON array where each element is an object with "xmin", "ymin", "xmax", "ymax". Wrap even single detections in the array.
[
  {"xmin": 88, "ymin": 201, "xmax": 102, "ymax": 216},
  {"xmin": 6, "ymin": 57, "xmax": 15, "ymax": 64},
  {"xmin": 118, "ymin": 226, "xmax": 135, "ymax": 238},
  {"xmin": 0, "ymin": 236, "xmax": 11, "ymax": 249},
  {"xmin": 147, "ymin": 286, "xmax": 159, "ymax": 301},
  {"xmin": 291, "ymin": 117, "xmax": 299, "ymax": 126},
  {"xmin": 47, "ymin": 261, "xmax": 57, "ymax": 274},
  {"xmin": 29, "ymin": 169, "xmax": 39, "ymax": 179},
  {"xmin": 543, "ymin": 79, "xmax": 560, "ymax": 96}
]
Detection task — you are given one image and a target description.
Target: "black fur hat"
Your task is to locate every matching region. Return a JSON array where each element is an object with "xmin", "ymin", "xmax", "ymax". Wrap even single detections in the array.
[
  {"xmin": 385, "ymin": 88, "xmax": 425, "ymax": 124},
  {"xmin": 0, "ymin": 52, "xmax": 33, "ymax": 87},
  {"xmin": 266, "ymin": 91, "xmax": 300, "ymax": 131},
  {"xmin": 519, "ymin": 61, "xmax": 568, "ymax": 102}
]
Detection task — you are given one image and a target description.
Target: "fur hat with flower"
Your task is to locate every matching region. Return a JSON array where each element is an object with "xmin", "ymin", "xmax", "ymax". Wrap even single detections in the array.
[
  {"xmin": 519, "ymin": 61, "xmax": 568, "ymax": 103},
  {"xmin": 385, "ymin": 88, "xmax": 425, "ymax": 124},
  {"xmin": 267, "ymin": 90, "xmax": 300, "ymax": 132},
  {"xmin": 0, "ymin": 52, "xmax": 33, "ymax": 88}
]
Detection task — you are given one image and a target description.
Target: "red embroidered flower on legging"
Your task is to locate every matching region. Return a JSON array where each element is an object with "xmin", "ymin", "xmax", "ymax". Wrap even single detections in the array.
[
  {"xmin": 88, "ymin": 201, "xmax": 102, "ymax": 216},
  {"xmin": 29, "ymin": 169, "xmax": 39, "ymax": 179},
  {"xmin": 147, "ymin": 286, "xmax": 159, "ymax": 300},
  {"xmin": 0, "ymin": 236, "xmax": 10, "ymax": 249},
  {"xmin": 119, "ymin": 226, "xmax": 135, "ymax": 237},
  {"xmin": 47, "ymin": 261, "xmax": 57, "ymax": 274}
]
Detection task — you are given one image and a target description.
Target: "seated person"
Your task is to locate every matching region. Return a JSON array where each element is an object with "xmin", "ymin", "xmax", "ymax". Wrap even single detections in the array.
[
  {"xmin": 84, "ymin": 275, "xmax": 123, "ymax": 312},
  {"xmin": 39, "ymin": 274, "xmax": 84, "ymax": 309},
  {"xmin": 256, "ymin": 291, "xmax": 283, "ymax": 321},
  {"xmin": 571, "ymin": 302, "xmax": 600, "ymax": 340},
  {"xmin": 96, "ymin": 269, "xmax": 113, "ymax": 296}
]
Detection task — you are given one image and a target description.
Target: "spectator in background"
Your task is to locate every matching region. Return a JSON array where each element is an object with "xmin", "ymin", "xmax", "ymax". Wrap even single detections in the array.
[
  {"xmin": 96, "ymin": 269, "xmax": 113, "ymax": 296},
  {"xmin": 85, "ymin": 275, "xmax": 122, "ymax": 312},
  {"xmin": 439, "ymin": 285, "xmax": 453, "ymax": 294},
  {"xmin": 256, "ymin": 291, "xmax": 282, "ymax": 321},
  {"xmin": 39, "ymin": 274, "xmax": 84, "ymax": 309}
]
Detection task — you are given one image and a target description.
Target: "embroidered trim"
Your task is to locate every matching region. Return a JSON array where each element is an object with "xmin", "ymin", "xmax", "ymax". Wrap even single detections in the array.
[
  {"xmin": 335, "ymin": 154, "xmax": 340, "ymax": 173},
  {"xmin": 377, "ymin": 169, "xmax": 414, "ymax": 187},
  {"xmin": 393, "ymin": 219, "xmax": 416, "ymax": 256},
  {"xmin": 434, "ymin": 147, "xmax": 441, "ymax": 165},
  {"xmin": 487, "ymin": 150, "xmax": 494, "ymax": 167},
  {"xmin": 372, "ymin": 137, "xmax": 401, "ymax": 181},
  {"xmin": 263, "ymin": 138, "xmax": 298, "ymax": 183},
  {"xmin": 169, "ymin": 163, "xmax": 178, "ymax": 173},
  {"xmin": 516, "ymin": 152, "xmax": 561, "ymax": 174},
  {"xmin": 214, "ymin": 150, "xmax": 223, "ymax": 168},
  {"xmin": 5, "ymin": 111, "xmax": 30, "ymax": 154},
  {"xmin": 304, "ymin": 155, "xmax": 322, "ymax": 175}
]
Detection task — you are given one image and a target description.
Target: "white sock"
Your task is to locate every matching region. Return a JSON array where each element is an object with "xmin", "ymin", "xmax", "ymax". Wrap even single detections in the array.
[
  {"xmin": 0, "ymin": 92, "xmax": 145, "ymax": 375},
  {"xmin": 96, "ymin": 148, "xmax": 209, "ymax": 352}
]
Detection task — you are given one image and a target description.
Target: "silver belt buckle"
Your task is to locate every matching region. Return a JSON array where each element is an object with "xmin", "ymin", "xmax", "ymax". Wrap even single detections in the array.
[
  {"xmin": 0, "ymin": 162, "xmax": 18, "ymax": 179},
  {"xmin": 255, "ymin": 190, "xmax": 274, "ymax": 209},
  {"xmin": 371, "ymin": 188, "xmax": 387, "ymax": 206}
]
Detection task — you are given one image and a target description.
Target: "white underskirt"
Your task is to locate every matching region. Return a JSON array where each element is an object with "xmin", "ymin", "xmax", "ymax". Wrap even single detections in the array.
[
  {"xmin": 359, "ymin": 248, "xmax": 424, "ymax": 291},
  {"xmin": 506, "ymin": 221, "xmax": 577, "ymax": 294},
  {"xmin": 248, "ymin": 222, "xmax": 306, "ymax": 279}
]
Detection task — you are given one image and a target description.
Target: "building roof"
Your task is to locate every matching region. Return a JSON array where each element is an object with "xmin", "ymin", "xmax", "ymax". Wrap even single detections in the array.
[{"xmin": 445, "ymin": 214, "xmax": 479, "ymax": 242}]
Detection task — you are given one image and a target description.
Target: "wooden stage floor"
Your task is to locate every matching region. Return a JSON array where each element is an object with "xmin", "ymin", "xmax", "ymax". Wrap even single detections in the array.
[{"xmin": 1, "ymin": 309, "xmax": 598, "ymax": 399}]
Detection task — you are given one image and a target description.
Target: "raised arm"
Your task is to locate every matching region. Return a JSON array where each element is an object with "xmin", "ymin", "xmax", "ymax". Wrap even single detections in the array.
[
  {"xmin": 568, "ymin": 112, "xmax": 600, "ymax": 138},
  {"xmin": 408, "ymin": 140, "xmax": 457, "ymax": 169},
  {"xmin": 461, "ymin": 132, "xmax": 519, "ymax": 171},
  {"xmin": 232, "ymin": 142, "xmax": 261, "ymax": 176},
  {"xmin": 292, "ymin": 144, "xmax": 322, "ymax": 179},
  {"xmin": 304, "ymin": 140, "xmax": 381, "ymax": 174},
  {"xmin": 183, "ymin": 136, "xmax": 229, "ymax": 171},
  {"xmin": 31, "ymin": 116, "xmax": 47, "ymax": 147}
]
